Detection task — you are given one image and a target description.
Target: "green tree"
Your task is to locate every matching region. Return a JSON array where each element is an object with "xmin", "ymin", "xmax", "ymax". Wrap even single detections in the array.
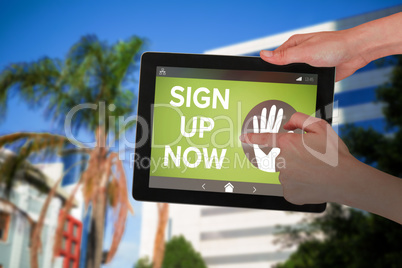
[
  {"xmin": 162, "ymin": 236, "xmax": 207, "ymax": 268},
  {"xmin": 134, "ymin": 256, "xmax": 153, "ymax": 268},
  {"xmin": 135, "ymin": 236, "xmax": 207, "ymax": 268},
  {"xmin": 0, "ymin": 35, "xmax": 143, "ymax": 268},
  {"xmin": 275, "ymin": 204, "xmax": 402, "ymax": 268},
  {"xmin": 274, "ymin": 55, "xmax": 402, "ymax": 268}
]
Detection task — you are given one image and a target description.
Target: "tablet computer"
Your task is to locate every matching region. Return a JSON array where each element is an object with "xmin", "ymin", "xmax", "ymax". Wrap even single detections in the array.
[{"xmin": 132, "ymin": 52, "xmax": 335, "ymax": 213}]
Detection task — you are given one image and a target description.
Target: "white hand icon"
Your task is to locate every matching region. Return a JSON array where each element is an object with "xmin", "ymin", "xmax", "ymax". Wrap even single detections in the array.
[{"xmin": 253, "ymin": 105, "xmax": 283, "ymax": 173}]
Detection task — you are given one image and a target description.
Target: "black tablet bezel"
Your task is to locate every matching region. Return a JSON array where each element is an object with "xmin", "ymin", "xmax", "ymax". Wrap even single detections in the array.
[{"xmin": 132, "ymin": 52, "xmax": 335, "ymax": 213}]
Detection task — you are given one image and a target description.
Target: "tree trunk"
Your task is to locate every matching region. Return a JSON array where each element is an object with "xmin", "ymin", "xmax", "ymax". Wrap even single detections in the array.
[
  {"xmin": 85, "ymin": 217, "xmax": 96, "ymax": 268},
  {"xmin": 97, "ymin": 190, "xmax": 107, "ymax": 267},
  {"xmin": 85, "ymin": 185, "xmax": 108, "ymax": 268},
  {"xmin": 152, "ymin": 203, "xmax": 169, "ymax": 268},
  {"xmin": 85, "ymin": 127, "xmax": 108, "ymax": 267}
]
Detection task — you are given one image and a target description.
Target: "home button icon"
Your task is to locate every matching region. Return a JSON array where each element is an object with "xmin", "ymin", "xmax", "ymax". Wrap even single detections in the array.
[{"xmin": 224, "ymin": 182, "xmax": 234, "ymax": 193}]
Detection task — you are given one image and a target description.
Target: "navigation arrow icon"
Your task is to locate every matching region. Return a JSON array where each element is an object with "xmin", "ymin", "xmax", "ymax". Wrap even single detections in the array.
[
  {"xmin": 202, "ymin": 183, "xmax": 206, "ymax": 190},
  {"xmin": 253, "ymin": 187, "xmax": 256, "ymax": 193}
]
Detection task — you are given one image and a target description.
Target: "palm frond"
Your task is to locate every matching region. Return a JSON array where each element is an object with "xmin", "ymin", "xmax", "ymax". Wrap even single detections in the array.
[
  {"xmin": 64, "ymin": 35, "xmax": 106, "ymax": 99},
  {"xmin": 53, "ymin": 179, "xmax": 82, "ymax": 260},
  {"xmin": 0, "ymin": 132, "xmax": 69, "ymax": 149},
  {"xmin": 0, "ymin": 35, "xmax": 144, "ymax": 136},
  {"xmin": 81, "ymin": 145, "xmax": 107, "ymax": 207},
  {"xmin": 0, "ymin": 132, "xmax": 86, "ymax": 196},
  {"xmin": 30, "ymin": 170, "xmax": 65, "ymax": 268},
  {"xmin": 0, "ymin": 197, "xmax": 34, "ymax": 225},
  {"xmin": 108, "ymin": 36, "xmax": 144, "ymax": 90},
  {"xmin": 105, "ymin": 153, "xmax": 133, "ymax": 263},
  {"xmin": 0, "ymin": 58, "xmax": 62, "ymax": 119}
]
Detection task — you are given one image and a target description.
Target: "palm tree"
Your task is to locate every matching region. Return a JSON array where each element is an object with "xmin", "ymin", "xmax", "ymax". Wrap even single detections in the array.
[
  {"xmin": 0, "ymin": 134, "xmax": 77, "ymax": 268},
  {"xmin": 0, "ymin": 35, "xmax": 143, "ymax": 268}
]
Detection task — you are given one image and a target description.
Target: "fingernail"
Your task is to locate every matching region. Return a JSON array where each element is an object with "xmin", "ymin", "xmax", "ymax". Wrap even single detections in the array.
[
  {"xmin": 239, "ymin": 134, "xmax": 246, "ymax": 143},
  {"xmin": 261, "ymin": 50, "xmax": 273, "ymax": 57}
]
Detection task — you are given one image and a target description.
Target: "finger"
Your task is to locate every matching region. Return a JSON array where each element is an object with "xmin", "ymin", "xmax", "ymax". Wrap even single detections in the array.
[
  {"xmin": 260, "ymin": 46, "xmax": 299, "ymax": 65},
  {"xmin": 283, "ymin": 112, "xmax": 324, "ymax": 133},
  {"xmin": 266, "ymin": 105, "xmax": 276, "ymax": 132},
  {"xmin": 273, "ymin": 108, "xmax": 283, "ymax": 133},
  {"xmin": 261, "ymin": 32, "xmax": 317, "ymax": 65},
  {"xmin": 239, "ymin": 132, "xmax": 287, "ymax": 147},
  {"xmin": 253, "ymin": 115, "xmax": 259, "ymax": 133},
  {"xmin": 260, "ymin": 36, "xmax": 299, "ymax": 61},
  {"xmin": 261, "ymin": 32, "xmax": 316, "ymax": 65},
  {"xmin": 261, "ymin": 107, "xmax": 267, "ymax": 131},
  {"xmin": 261, "ymin": 45, "xmax": 306, "ymax": 66}
]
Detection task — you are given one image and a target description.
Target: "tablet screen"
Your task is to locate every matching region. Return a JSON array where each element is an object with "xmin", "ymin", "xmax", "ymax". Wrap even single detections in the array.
[{"xmin": 148, "ymin": 66, "xmax": 318, "ymax": 196}]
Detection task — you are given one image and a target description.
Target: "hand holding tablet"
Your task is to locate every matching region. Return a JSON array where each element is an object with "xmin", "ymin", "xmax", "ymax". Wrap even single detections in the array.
[
  {"xmin": 132, "ymin": 52, "xmax": 335, "ymax": 213},
  {"xmin": 240, "ymin": 112, "xmax": 348, "ymax": 205},
  {"xmin": 250, "ymin": 12, "xmax": 402, "ymax": 222}
]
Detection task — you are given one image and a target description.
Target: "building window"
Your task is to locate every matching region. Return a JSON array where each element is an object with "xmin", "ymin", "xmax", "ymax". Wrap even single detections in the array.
[
  {"xmin": 71, "ymin": 242, "xmax": 76, "ymax": 255},
  {"xmin": 62, "ymin": 236, "xmax": 67, "ymax": 250},
  {"xmin": 73, "ymin": 224, "xmax": 78, "ymax": 238},
  {"xmin": 0, "ymin": 212, "xmax": 11, "ymax": 242},
  {"xmin": 57, "ymin": 211, "xmax": 82, "ymax": 268}
]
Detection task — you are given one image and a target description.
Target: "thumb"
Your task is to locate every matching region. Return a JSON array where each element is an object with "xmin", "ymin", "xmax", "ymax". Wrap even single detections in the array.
[
  {"xmin": 283, "ymin": 112, "xmax": 324, "ymax": 133},
  {"xmin": 260, "ymin": 47, "xmax": 301, "ymax": 65},
  {"xmin": 260, "ymin": 33, "xmax": 313, "ymax": 65}
]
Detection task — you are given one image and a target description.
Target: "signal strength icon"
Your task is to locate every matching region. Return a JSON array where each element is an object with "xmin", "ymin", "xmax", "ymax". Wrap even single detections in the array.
[{"xmin": 296, "ymin": 77, "xmax": 302, "ymax": 81}]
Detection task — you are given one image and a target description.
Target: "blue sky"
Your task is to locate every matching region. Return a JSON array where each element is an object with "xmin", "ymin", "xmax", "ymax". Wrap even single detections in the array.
[{"xmin": 1, "ymin": 0, "xmax": 402, "ymax": 267}]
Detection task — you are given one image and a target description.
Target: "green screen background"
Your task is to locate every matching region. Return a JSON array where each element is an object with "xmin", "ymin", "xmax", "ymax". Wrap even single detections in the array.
[{"xmin": 150, "ymin": 76, "xmax": 317, "ymax": 184}]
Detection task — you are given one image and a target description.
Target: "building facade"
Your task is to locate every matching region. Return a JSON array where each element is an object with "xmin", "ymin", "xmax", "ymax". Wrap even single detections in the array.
[
  {"xmin": 0, "ymin": 150, "xmax": 84, "ymax": 268},
  {"xmin": 0, "ymin": 151, "xmax": 65, "ymax": 268},
  {"xmin": 139, "ymin": 6, "xmax": 402, "ymax": 267}
]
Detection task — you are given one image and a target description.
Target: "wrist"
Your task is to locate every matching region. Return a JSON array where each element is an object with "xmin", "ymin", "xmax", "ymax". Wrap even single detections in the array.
[
  {"xmin": 347, "ymin": 12, "xmax": 402, "ymax": 63},
  {"xmin": 327, "ymin": 153, "xmax": 363, "ymax": 205},
  {"xmin": 332, "ymin": 154, "xmax": 402, "ymax": 223}
]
